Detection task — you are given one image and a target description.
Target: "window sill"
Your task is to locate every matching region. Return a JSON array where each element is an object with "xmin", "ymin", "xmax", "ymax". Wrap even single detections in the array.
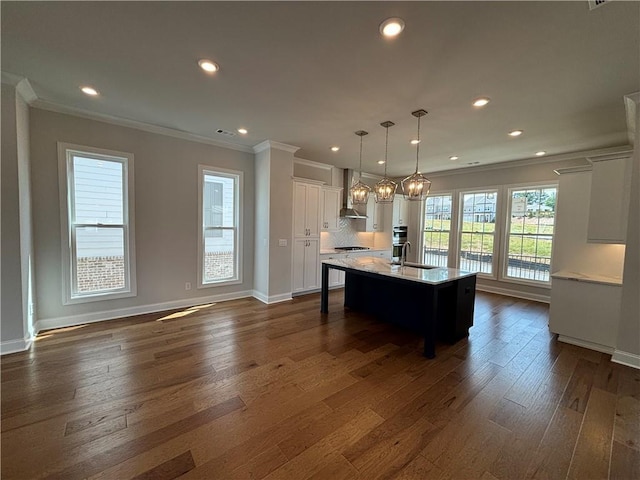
[{"xmin": 65, "ymin": 289, "xmax": 137, "ymax": 305}]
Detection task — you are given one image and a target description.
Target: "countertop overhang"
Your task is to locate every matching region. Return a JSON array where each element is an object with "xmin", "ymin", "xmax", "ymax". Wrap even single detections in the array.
[{"xmin": 321, "ymin": 256, "xmax": 476, "ymax": 285}]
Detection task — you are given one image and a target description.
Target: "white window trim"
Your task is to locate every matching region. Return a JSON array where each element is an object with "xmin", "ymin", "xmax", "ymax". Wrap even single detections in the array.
[
  {"xmin": 499, "ymin": 181, "xmax": 558, "ymax": 288},
  {"xmin": 197, "ymin": 165, "xmax": 243, "ymax": 289},
  {"xmin": 456, "ymin": 186, "xmax": 504, "ymax": 280},
  {"xmin": 57, "ymin": 142, "xmax": 137, "ymax": 305},
  {"xmin": 418, "ymin": 191, "xmax": 455, "ymax": 267}
]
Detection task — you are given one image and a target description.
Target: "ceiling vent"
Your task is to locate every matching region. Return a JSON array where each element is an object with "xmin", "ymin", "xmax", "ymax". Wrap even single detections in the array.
[
  {"xmin": 215, "ymin": 128, "xmax": 236, "ymax": 137},
  {"xmin": 588, "ymin": 0, "xmax": 611, "ymax": 10}
]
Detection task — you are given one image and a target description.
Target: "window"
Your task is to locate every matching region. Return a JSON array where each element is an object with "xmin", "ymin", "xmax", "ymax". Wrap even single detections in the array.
[
  {"xmin": 423, "ymin": 194, "xmax": 452, "ymax": 267},
  {"xmin": 59, "ymin": 143, "xmax": 136, "ymax": 303},
  {"xmin": 505, "ymin": 186, "xmax": 557, "ymax": 283},
  {"xmin": 198, "ymin": 166, "xmax": 242, "ymax": 287},
  {"xmin": 459, "ymin": 190, "xmax": 498, "ymax": 275}
]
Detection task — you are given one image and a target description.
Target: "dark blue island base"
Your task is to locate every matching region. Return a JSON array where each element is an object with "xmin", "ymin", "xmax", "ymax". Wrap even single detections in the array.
[{"xmin": 321, "ymin": 262, "xmax": 476, "ymax": 358}]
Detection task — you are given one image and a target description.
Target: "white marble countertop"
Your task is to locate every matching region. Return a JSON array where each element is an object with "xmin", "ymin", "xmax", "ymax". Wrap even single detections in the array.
[
  {"xmin": 321, "ymin": 256, "xmax": 476, "ymax": 285},
  {"xmin": 551, "ymin": 270, "xmax": 623, "ymax": 286}
]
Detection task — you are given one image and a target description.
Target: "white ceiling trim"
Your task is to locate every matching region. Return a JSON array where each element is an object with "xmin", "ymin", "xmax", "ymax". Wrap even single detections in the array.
[
  {"xmin": 424, "ymin": 145, "xmax": 632, "ymax": 178},
  {"xmin": 253, "ymin": 140, "xmax": 300, "ymax": 154},
  {"xmin": 293, "ymin": 157, "xmax": 333, "ymax": 171},
  {"xmin": 625, "ymin": 92, "xmax": 640, "ymax": 146},
  {"xmin": 30, "ymin": 98, "xmax": 255, "ymax": 154}
]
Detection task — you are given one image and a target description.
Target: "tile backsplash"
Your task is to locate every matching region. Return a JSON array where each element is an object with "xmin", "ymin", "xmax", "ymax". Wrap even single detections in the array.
[{"xmin": 320, "ymin": 218, "xmax": 391, "ymax": 250}]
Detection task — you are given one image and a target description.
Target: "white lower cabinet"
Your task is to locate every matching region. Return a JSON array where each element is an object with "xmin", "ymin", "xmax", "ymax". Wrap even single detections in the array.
[
  {"xmin": 293, "ymin": 238, "xmax": 320, "ymax": 293},
  {"xmin": 549, "ymin": 275, "xmax": 622, "ymax": 351}
]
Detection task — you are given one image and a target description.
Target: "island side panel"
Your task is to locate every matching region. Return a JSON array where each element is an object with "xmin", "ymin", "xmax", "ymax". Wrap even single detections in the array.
[{"xmin": 320, "ymin": 263, "xmax": 330, "ymax": 313}]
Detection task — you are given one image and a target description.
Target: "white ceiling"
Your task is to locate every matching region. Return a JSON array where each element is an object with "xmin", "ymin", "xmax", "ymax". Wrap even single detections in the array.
[{"xmin": 2, "ymin": 1, "xmax": 638, "ymax": 176}]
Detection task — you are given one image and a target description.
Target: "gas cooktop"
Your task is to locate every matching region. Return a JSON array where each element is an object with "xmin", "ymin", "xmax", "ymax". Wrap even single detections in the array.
[{"xmin": 334, "ymin": 246, "xmax": 370, "ymax": 251}]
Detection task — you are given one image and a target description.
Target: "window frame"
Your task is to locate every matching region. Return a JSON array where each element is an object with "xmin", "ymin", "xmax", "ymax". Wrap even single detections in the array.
[
  {"xmin": 456, "ymin": 187, "xmax": 503, "ymax": 279},
  {"xmin": 420, "ymin": 192, "xmax": 455, "ymax": 267},
  {"xmin": 499, "ymin": 182, "xmax": 558, "ymax": 287},
  {"xmin": 58, "ymin": 142, "xmax": 137, "ymax": 305},
  {"xmin": 197, "ymin": 165, "xmax": 243, "ymax": 288}
]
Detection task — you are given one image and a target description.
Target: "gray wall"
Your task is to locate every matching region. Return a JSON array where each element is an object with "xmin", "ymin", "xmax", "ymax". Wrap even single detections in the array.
[
  {"xmin": 267, "ymin": 147, "xmax": 293, "ymax": 297},
  {"xmin": 253, "ymin": 148, "xmax": 270, "ymax": 297},
  {"xmin": 30, "ymin": 108, "xmax": 255, "ymax": 322},
  {"xmin": 15, "ymin": 84, "xmax": 34, "ymax": 338},
  {"xmin": 1, "ymin": 84, "xmax": 24, "ymax": 343}
]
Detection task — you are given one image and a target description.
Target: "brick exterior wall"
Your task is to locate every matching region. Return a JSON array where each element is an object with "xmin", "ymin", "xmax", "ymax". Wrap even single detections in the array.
[
  {"xmin": 204, "ymin": 251, "xmax": 235, "ymax": 281},
  {"xmin": 77, "ymin": 256, "xmax": 124, "ymax": 292},
  {"xmin": 76, "ymin": 251, "xmax": 235, "ymax": 292}
]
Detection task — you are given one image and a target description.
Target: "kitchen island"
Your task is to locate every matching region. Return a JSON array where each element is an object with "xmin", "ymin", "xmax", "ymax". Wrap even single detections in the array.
[{"xmin": 321, "ymin": 256, "xmax": 477, "ymax": 358}]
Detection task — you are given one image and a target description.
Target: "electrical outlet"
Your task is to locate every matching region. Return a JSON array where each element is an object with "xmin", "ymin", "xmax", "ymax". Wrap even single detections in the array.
[
  {"xmin": 185, "ymin": 282, "xmax": 192, "ymax": 291},
  {"xmin": 278, "ymin": 239, "xmax": 287, "ymax": 247}
]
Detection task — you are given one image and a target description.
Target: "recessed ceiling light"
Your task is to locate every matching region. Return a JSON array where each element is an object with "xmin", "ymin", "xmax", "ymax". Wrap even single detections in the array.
[
  {"xmin": 473, "ymin": 97, "xmax": 490, "ymax": 107},
  {"xmin": 379, "ymin": 18, "xmax": 405, "ymax": 37},
  {"xmin": 80, "ymin": 86, "xmax": 99, "ymax": 96},
  {"xmin": 198, "ymin": 59, "xmax": 219, "ymax": 73},
  {"xmin": 331, "ymin": 146, "xmax": 340, "ymax": 152},
  {"xmin": 508, "ymin": 130, "xmax": 523, "ymax": 137},
  {"xmin": 449, "ymin": 156, "xmax": 459, "ymax": 161},
  {"xmin": 237, "ymin": 128, "xmax": 248, "ymax": 135},
  {"xmin": 535, "ymin": 151, "xmax": 546, "ymax": 156},
  {"xmin": 410, "ymin": 139, "xmax": 420, "ymax": 145},
  {"xmin": 377, "ymin": 160, "xmax": 386, "ymax": 165}
]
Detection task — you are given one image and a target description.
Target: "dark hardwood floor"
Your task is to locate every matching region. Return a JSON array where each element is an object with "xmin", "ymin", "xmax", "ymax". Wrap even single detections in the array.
[{"xmin": 1, "ymin": 290, "xmax": 639, "ymax": 479}]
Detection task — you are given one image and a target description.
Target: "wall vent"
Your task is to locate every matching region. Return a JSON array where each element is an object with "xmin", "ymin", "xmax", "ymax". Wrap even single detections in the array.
[
  {"xmin": 589, "ymin": 0, "xmax": 611, "ymax": 10},
  {"xmin": 215, "ymin": 128, "xmax": 236, "ymax": 137}
]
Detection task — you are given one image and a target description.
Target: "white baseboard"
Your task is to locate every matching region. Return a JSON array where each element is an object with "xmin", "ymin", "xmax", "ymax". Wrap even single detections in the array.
[
  {"xmin": 35, "ymin": 290, "xmax": 254, "ymax": 333},
  {"xmin": 252, "ymin": 291, "xmax": 293, "ymax": 305},
  {"xmin": 476, "ymin": 284, "xmax": 550, "ymax": 304},
  {"xmin": 557, "ymin": 335, "xmax": 615, "ymax": 355},
  {"xmin": 612, "ymin": 349, "xmax": 640, "ymax": 369},
  {"xmin": 0, "ymin": 334, "xmax": 33, "ymax": 356}
]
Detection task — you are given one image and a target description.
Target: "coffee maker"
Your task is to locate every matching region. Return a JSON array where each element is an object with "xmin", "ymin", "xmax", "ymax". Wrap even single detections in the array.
[{"xmin": 392, "ymin": 226, "xmax": 408, "ymax": 263}]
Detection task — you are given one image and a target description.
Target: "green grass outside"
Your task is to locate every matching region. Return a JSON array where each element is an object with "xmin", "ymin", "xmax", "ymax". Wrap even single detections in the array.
[{"xmin": 424, "ymin": 216, "xmax": 554, "ymax": 258}]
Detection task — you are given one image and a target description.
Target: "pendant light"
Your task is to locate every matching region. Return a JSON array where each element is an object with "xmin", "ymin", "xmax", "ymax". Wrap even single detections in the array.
[
  {"xmin": 402, "ymin": 109, "xmax": 431, "ymax": 201},
  {"xmin": 350, "ymin": 130, "xmax": 371, "ymax": 205},
  {"xmin": 374, "ymin": 121, "xmax": 397, "ymax": 203}
]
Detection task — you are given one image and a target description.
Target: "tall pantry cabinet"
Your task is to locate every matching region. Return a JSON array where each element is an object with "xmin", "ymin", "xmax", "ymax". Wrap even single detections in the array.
[{"xmin": 292, "ymin": 180, "xmax": 322, "ymax": 293}]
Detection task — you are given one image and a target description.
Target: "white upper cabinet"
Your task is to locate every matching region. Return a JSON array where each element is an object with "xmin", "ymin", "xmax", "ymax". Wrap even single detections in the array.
[
  {"xmin": 321, "ymin": 187, "xmax": 341, "ymax": 232},
  {"xmin": 587, "ymin": 154, "xmax": 632, "ymax": 244},
  {"xmin": 293, "ymin": 181, "xmax": 321, "ymax": 238},
  {"xmin": 363, "ymin": 196, "xmax": 385, "ymax": 232},
  {"xmin": 392, "ymin": 196, "xmax": 409, "ymax": 226}
]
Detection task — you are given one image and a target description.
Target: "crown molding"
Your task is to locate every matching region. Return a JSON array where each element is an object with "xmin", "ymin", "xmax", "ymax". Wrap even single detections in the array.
[
  {"xmin": 587, "ymin": 150, "xmax": 634, "ymax": 163},
  {"xmin": 1, "ymin": 71, "xmax": 24, "ymax": 86},
  {"xmin": 293, "ymin": 157, "xmax": 333, "ymax": 171},
  {"xmin": 16, "ymin": 78, "xmax": 37, "ymax": 104},
  {"xmin": 423, "ymin": 145, "xmax": 632, "ymax": 178},
  {"xmin": 252, "ymin": 140, "xmax": 300, "ymax": 154},
  {"xmin": 554, "ymin": 165, "xmax": 593, "ymax": 175},
  {"xmin": 30, "ymin": 98, "xmax": 255, "ymax": 153},
  {"xmin": 625, "ymin": 92, "xmax": 639, "ymax": 147}
]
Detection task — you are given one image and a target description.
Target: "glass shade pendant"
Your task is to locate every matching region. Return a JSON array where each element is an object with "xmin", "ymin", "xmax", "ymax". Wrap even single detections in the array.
[
  {"xmin": 402, "ymin": 109, "xmax": 431, "ymax": 201},
  {"xmin": 350, "ymin": 130, "xmax": 371, "ymax": 205},
  {"xmin": 374, "ymin": 121, "xmax": 397, "ymax": 203}
]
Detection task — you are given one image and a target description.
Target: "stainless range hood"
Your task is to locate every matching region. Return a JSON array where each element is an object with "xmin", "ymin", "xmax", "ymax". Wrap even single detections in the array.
[{"xmin": 340, "ymin": 169, "xmax": 368, "ymax": 219}]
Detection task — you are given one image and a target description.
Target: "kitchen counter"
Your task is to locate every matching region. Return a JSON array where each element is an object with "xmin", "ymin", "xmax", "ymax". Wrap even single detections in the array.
[
  {"xmin": 322, "ymin": 256, "xmax": 475, "ymax": 285},
  {"xmin": 551, "ymin": 270, "xmax": 622, "ymax": 286},
  {"xmin": 321, "ymin": 256, "xmax": 477, "ymax": 358}
]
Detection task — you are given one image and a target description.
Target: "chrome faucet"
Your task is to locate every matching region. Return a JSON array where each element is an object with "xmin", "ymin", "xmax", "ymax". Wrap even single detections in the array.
[{"xmin": 401, "ymin": 241, "xmax": 411, "ymax": 267}]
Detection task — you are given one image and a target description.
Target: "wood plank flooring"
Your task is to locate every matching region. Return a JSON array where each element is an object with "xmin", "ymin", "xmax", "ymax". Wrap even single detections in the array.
[{"xmin": 1, "ymin": 290, "xmax": 639, "ymax": 479}]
